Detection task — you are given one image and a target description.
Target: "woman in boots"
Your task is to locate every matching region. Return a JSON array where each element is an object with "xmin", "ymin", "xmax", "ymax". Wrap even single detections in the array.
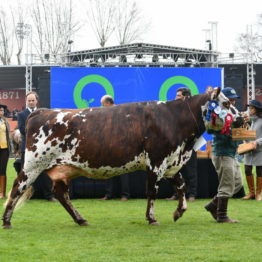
[
  {"xmin": 0, "ymin": 104, "xmax": 12, "ymax": 199},
  {"xmin": 243, "ymin": 100, "xmax": 262, "ymax": 201}
]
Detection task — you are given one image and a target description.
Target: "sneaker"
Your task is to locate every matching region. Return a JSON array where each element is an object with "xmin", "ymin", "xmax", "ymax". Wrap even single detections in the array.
[{"xmin": 100, "ymin": 196, "xmax": 111, "ymax": 200}]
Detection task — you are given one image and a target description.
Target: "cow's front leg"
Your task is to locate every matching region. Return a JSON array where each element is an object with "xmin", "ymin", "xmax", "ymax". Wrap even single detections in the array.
[
  {"xmin": 169, "ymin": 172, "xmax": 187, "ymax": 222},
  {"xmin": 145, "ymin": 169, "xmax": 159, "ymax": 225}
]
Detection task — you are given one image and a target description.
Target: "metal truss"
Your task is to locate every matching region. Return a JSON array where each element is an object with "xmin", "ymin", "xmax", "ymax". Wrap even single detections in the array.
[
  {"xmin": 60, "ymin": 43, "xmax": 219, "ymax": 67},
  {"xmin": 25, "ymin": 64, "xmax": 32, "ymax": 93},
  {"xmin": 247, "ymin": 63, "xmax": 255, "ymax": 102}
]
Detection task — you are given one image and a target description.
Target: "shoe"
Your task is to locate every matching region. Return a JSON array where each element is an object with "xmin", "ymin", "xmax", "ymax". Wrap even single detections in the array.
[
  {"xmin": 165, "ymin": 195, "xmax": 178, "ymax": 200},
  {"xmin": 217, "ymin": 197, "xmax": 238, "ymax": 223},
  {"xmin": 100, "ymin": 196, "xmax": 111, "ymax": 200},
  {"xmin": 47, "ymin": 197, "xmax": 57, "ymax": 202},
  {"xmin": 188, "ymin": 197, "xmax": 195, "ymax": 202},
  {"xmin": 242, "ymin": 175, "xmax": 255, "ymax": 200},
  {"xmin": 205, "ymin": 196, "xmax": 218, "ymax": 221},
  {"xmin": 121, "ymin": 197, "xmax": 128, "ymax": 201}
]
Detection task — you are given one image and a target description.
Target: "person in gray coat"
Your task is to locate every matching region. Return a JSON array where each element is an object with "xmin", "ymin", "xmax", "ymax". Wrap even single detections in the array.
[{"xmin": 243, "ymin": 100, "xmax": 262, "ymax": 201}]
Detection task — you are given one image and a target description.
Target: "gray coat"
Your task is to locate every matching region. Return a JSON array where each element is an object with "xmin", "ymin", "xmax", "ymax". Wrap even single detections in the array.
[{"xmin": 244, "ymin": 116, "xmax": 262, "ymax": 166}]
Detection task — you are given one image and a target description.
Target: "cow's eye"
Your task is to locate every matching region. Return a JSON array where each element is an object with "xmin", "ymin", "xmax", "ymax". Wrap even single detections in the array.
[{"xmin": 222, "ymin": 101, "xmax": 230, "ymax": 108}]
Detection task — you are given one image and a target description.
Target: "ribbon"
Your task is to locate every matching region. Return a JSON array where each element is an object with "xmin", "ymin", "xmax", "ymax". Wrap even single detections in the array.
[
  {"xmin": 220, "ymin": 113, "xmax": 233, "ymax": 135},
  {"xmin": 208, "ymin": 100, "xmax": 218, "ymax": 110},
  {"xmin": 214, "ymin": 105, "xmax": 221, "ymax": 114},
  {"xmin": 219, "ymin": 109, "xmax": 228, "ymax": 120},
  {"xmin": 211, "ymin": 113, "xmax": 218, "ymax": 126},
  {"xmin": 205, "ymin": 100, "xmax": 219, "ymax": 121}
]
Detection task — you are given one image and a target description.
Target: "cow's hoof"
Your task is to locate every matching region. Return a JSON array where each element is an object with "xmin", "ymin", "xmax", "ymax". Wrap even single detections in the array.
[
  {"xmin": 79, "ymin": 221, "xmax": 89, "ymax": 226},
  {"xmin": 149, "ymin": 221, "xmax": 160, "ymax": 226},
  {"xmin": 3, "ymin": 224, "xmax": 12, "ymax": 229},
  {"xmin": 173, "ymin": 210, "xmax": 182, "ymax": 222}
]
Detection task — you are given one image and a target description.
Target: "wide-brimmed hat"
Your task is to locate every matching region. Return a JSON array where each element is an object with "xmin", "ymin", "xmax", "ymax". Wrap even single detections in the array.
[
  {"xmin": 222, "ymin": 87, "xmax": 240, "ymax": 99},
  {"xmin": 0, "ymin": 104, "xmax": 7, "ymax": 109},
  {"xmin": 247, "ymin": 100, "xmax": 262, "ymax": 110}
]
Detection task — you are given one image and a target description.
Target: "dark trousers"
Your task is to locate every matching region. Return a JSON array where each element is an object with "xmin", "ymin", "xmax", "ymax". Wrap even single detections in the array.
[
  {"xmin": 0, "ymin": 148, "xmax": 9, "ymax": 175},
  {"xmin": 18, "ymin": 153, "xmax": 54, "ymax": 200},
  {"xmin": 105, "ymin": 174, "xmax": 130, "ymax": 198},
  {"xmin": 180, "ymin": 151, "xmax": 198, "ymax": 198}
]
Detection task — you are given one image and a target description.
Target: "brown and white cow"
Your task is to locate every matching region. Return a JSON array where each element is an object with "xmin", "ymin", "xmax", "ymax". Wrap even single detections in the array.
[{"xmin": 2, "ymin": 87, "xmax": 239, "ymax": 228}]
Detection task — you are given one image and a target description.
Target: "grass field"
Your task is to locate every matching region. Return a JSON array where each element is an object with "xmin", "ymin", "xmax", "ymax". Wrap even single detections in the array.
[{"xmin": 0, "ymin": 159, "xmax": 261, "ymax": 262}]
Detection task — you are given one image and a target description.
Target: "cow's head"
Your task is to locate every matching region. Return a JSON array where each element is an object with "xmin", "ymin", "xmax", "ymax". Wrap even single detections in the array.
[{"xmin": 202, "ymin": 86, "xmax": 244, "ymax": 132}]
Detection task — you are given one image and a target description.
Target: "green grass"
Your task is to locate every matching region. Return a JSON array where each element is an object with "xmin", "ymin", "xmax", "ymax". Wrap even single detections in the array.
[{"xmin": 0, "ymin": 159, "xmax": 261, "ymax": 262}]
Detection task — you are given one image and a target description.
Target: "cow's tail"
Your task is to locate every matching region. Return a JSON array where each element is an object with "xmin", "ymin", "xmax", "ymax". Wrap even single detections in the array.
[{"xmin": 4, "ymin": 185, "xmax": 34, "ymax": 211}]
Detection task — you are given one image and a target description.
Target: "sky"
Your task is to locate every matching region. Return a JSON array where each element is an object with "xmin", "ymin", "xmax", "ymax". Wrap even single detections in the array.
[{"xmin": 75, "ymin": 0, "xmax": 262, "ymax": 54}]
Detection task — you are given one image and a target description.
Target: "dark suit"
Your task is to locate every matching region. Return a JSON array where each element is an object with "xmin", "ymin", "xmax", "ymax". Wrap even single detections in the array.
[
  {"xmin": 18, "ymin": 108, "xmax": 30, "ymax": 154},
  {"xmin": 180, "ymin": 150, "xmax": 198, "ymax": 198},
  {"xmin": 105, "ymin": 174, "xmax": 130, "ymax": 199},
  {"xmin": 18, "ymin": 108, "xmax": 54, "ymax": 200}
]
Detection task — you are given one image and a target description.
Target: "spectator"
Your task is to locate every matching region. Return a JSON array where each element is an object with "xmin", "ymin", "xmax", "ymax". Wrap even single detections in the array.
[
  {"xmin": 166, "ymin": 87, "xmax": 198, "ymax": 201},
  {"xmin": 12, "ymin": 108, "xmax": 19, "ymax": 120},
  {"xmin": 0, "ymin": 104, "xmax": 13, "ymax": 198},
  {"xmin": 100, "ymin": 95, "xmax": 130, "ymax": 201},
  {"xmin": 243, "ymin": 100, "xmax": 262, "ymax": 201},
  {"xmin": 18, "ymin": 91, "xmax": 56, "ymax": 202},
  {"xmin": 204, "ymin": 87, "xmax": 243, "ymax": 223}
]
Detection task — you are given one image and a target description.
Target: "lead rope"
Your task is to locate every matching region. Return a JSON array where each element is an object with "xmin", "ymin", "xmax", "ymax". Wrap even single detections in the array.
[{"xmin": 186, "ymin": 100, "xmax": 201, "ymax": 136}]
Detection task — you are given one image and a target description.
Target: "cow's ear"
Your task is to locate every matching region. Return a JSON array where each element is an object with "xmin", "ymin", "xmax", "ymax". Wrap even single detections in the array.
[
  {"xmin": 211, "ymin": 87, "xmax": 221, "ymax": 99},
  {"xmin": 205, "ymin": 86, "xmax": 213, "ymax": 94}
]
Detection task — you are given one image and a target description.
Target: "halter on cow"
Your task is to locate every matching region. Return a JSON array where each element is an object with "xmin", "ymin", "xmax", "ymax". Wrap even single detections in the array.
[{"xmin": 2, "ymin": 87, "xmax": 241, "ymax": 229}]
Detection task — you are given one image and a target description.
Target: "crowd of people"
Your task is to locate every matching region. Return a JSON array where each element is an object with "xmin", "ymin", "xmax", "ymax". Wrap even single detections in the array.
[{"xmin": 0, "ymin": 87, "xmax": 262, "ymax": 225}]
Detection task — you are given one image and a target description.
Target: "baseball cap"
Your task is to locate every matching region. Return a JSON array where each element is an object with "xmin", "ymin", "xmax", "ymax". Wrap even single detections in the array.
[{"xmin": 222, "ymin": 87, "xmax": 240, "ymax": 99}]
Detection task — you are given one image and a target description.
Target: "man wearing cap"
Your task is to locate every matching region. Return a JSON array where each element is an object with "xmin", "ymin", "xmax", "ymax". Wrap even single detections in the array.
[
  {"xmin": 243, "ymin": 100, "xmax": 262, "ymax": 201},
  {"xmin": 205, "ymin": 87, "xmax": 244, "ymax": 223}
]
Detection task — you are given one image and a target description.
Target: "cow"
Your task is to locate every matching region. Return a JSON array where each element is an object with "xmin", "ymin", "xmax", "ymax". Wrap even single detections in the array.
[{"xmin": 2, "ymin": 87, "xmax": 240, "ymax": 229}]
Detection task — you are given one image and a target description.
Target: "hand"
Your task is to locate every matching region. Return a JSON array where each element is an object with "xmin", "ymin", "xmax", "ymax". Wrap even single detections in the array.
[
  {"xmin": 252, "ymin": 141, "xmax": 257, "ymax": 149},
  {"xmin": 243, "ymin": 114, "xmax": 250, "ymax": 122}
]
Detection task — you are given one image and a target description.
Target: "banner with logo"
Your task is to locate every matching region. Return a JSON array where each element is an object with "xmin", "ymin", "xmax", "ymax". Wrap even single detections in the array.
[{"xmin": 51, "ymin": 67, "xmax": 223, "ymax": 108}]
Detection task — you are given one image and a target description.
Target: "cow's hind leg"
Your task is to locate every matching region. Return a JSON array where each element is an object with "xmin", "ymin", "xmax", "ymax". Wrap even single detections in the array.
[
  {"xmin": 2, "ymin": 171, "xmax": 33, "ymax": 229},
  {"xmin": 145, "ymin": 170, "xmax": 159, "ymax": 225},
  {"xmin": 168, "ymin": 172, "xmax": 187, "ymax": 222},
  {"xmin": 54, "ymin": 181, "xmax": 89, "ymax": 226}
]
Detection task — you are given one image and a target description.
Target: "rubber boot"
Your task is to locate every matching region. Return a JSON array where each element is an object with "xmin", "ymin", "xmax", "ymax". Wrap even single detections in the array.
[
  {"xmin": 242, "ymin": 175, "xmax": 255, "ymax": 200},
  {"xmin": 204, "ymin": 196, "xmax": 218, "ymax": 220},
  {"xmin": 0, "ymin": 176, "xmax": 7, "ymax": 199},
  {"xmin": 217, "ymin": 197, "xmax": 238, "ymax": 223},
  {"xmin": 255, "ymin": 177, "xmax": 262, "ymax": 201}
]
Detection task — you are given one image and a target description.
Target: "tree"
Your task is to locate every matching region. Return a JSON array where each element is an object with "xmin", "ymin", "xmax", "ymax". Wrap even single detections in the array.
[
  {"xmin": 236, "ymin": 15, "xmax": 262, "ymax": 61},
  {"xmin": 13, "ymin": 1, "xmax": 30, "ymax": 65},
  {"xmin": 0, "ymin": 7, "xmax": 14, "ymax": 65},
  {"xmin": 114, "ymin": 0, "xmax": 150, "ymax": 45},
  {"xmin": 85, "ymin": 0, "xmax": 116, "ymax": 47},
  {"xmin": 31, "ymin": 0, "xmax": 80, "ymax": 62}
]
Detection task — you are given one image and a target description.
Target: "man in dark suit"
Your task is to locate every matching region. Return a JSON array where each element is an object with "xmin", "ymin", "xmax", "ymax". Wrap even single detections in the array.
[
  {"xmin": 166, "ymin": 87, "xmax": 198, "ymax": 201},
  {"xmin": 18, "ymin": 91, "xmax": 56, "ymax": 201},
  {"xmin": 99, "ymin": 95, "xmax": 130, "ymax": 201}
]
